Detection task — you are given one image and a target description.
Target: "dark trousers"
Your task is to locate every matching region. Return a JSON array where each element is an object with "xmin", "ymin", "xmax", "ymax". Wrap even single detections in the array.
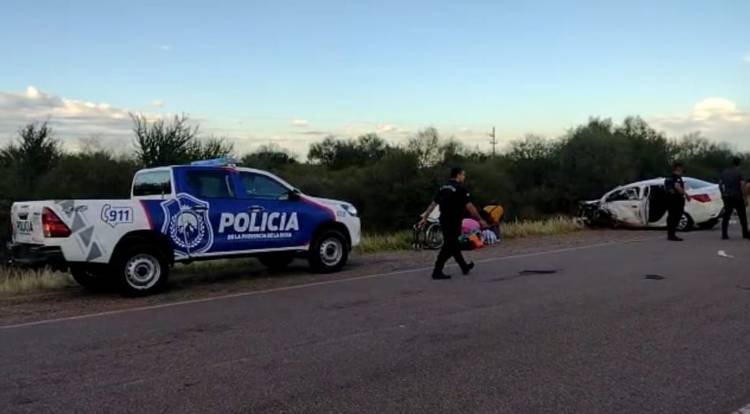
[
  {"xmin": 722, "ymin": 197, "xmax": 749, "ymax": 238},
  {"xmin": 666, "ymin": 200, "xmax": 685, "ymax": 238},
  {"xmin": 434, "ymin": 221, "xmax": 468, "ymax": 274}
]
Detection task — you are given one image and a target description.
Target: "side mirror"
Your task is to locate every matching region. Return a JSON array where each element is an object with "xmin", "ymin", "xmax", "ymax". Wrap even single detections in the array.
[{"xmin": 286, "ymin": 189, "xmax": 301, "ymax": 201}]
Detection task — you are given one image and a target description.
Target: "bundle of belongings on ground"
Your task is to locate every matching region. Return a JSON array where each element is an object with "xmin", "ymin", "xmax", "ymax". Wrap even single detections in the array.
[{"xmin": 459, "ymin": 204, "xmax": 504, "ymax": 250}]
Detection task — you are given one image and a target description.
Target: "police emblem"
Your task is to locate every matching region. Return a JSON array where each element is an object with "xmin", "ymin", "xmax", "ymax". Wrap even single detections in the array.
[{"xmin": 160, "ymin": 193, "xmax": 214, "ymax": 256}]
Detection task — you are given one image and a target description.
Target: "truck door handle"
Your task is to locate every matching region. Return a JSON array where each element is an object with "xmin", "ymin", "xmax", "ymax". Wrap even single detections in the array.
[{"xmin": 249, "ymin": 205, "xmax": 265, "ymax": 212}]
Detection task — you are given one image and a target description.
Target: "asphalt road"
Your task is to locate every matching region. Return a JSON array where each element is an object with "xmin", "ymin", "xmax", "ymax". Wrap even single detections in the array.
[{"xmin": 2, "ymin": 229, "xmax": 750, "ymax": 413}]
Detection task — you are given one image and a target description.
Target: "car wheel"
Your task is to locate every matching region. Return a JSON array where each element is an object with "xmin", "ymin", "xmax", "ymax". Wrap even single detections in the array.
[
  {"xmin": 677, "ymin": 213, "xmax": 694, "ymax": 232},
  {"xmin": 424, "ymin": 222, "xmax": 443, "ymax": 250},
  {"xmin": 70, "ymin": 265, "xmax": 114, "ymax": 292},
  {"xmin": 114, "ymin": 244, "xmax": 169, "ymax": 296},
  {"xmin": 309, "ymin": 229, "xmax": 349, "ymax": 273},
  {"xmin": 258, "ymin": 252, "xmax": 295, "ymax": 271}
]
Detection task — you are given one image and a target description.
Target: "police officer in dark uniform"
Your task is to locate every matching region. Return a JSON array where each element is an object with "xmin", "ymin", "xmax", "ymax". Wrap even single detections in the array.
[
  {"xmin": 418, "ymin": 167, "xmax": 487, "ymax": 279},
  {"xmin": 719, "ymin": 157, "xmax": 749, "ymax": 240},
  {"xmin": 665, "ymin": 161, "xmax": 690, "ymax": 241}
]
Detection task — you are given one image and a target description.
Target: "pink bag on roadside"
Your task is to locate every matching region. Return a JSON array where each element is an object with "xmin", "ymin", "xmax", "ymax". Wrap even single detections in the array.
[{"xmin": 462, "ymin": 218, "xmax": 481, "ymax": 234}]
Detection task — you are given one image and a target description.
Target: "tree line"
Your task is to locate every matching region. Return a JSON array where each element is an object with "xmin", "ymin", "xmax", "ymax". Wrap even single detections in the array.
[{"xmin": 1, "ymin": 114, "xmax": 748, "ymax": 244}]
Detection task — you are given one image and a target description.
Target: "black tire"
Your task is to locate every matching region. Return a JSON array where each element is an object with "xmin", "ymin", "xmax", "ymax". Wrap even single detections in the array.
[
  {"xmin": 70, "ymin": 265, "xmax": 114, "ymax": 292},
  {"xmin": 113, "ymin": 244, "xmax": 169, "ymax": 296},
  {"xmin": 308, "ymin": 229, "xmax": 349, "ymax": 273},
  {"xmin": 258, "ymin": 252, "xmax": 295, "ymax": 271},
  {"xmin": 424, "ymin": 222, "xmax": 443, "ymax": 250},
  {"xmin": 677, "ymin": 213, "xmax": 694, "ymax": 232}
]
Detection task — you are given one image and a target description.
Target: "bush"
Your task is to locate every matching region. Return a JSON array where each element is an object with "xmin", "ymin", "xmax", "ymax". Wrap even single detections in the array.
[{"xmin": 1, "ymin": 118, "xmax": 748, "ymax": 237}]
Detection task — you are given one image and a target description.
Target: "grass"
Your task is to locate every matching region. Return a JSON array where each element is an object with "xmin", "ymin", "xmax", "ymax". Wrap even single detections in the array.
[
  {"xmin": 357, "ymin": 231, "xmax": 414, "ymax": 254},
  {"xmin": 0, "ymin": 266, "xmax": 74, "ymax": 296},
  {"xmin": 502, "ymin": 216, "xmax": 584, "ymax": 239},
  {"xmin": 0, "ymin": 216, "xmax": 583, "ymax": 296},
  {"xmin": 358, "ymin": 216, "xmax": 584, "ymax": 253}
]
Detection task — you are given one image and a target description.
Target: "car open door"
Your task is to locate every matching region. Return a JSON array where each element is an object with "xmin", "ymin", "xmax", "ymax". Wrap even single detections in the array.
[
  {"xmin": 639, "ymin": 185, "xmax": 650, "ymax": 225},
  {"xmin": 603, "ymin": 186, "xmax": 647, "ymax": 227}
]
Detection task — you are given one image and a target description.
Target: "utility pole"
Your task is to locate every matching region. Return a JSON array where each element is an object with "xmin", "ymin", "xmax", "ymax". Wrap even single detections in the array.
[{"xmin": 489, "ymin": 126, "xmax": 497, "ymax": 156}]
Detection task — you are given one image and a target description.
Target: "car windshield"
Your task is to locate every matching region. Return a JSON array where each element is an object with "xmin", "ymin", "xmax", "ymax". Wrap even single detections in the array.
[{"xmin": 606, "ymin": 187, "xmax": 640, "ymax": 202}]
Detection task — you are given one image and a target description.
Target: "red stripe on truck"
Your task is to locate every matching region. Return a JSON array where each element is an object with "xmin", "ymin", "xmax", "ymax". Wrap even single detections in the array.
[{"xmin": 140, "ymin": 200, "xmax": 154, "ymax": 230}]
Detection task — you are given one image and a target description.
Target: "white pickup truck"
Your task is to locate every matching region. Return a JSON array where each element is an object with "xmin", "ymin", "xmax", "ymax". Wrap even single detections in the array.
[{"xmin": 8, "ymin": 159, "xmax": 361, "ymax": 295}]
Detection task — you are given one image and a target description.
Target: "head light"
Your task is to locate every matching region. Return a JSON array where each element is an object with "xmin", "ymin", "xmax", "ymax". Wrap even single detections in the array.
[{"xmin": 341, "ymin": 204, "xmax": 358, "ymax": 217}]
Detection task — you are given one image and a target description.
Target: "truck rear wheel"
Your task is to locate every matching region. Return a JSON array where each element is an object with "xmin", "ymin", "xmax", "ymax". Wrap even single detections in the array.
[
  {"xmin": 309, "ymin": 229, "xmax": 348, "ymax": 273},
  {"xmin": 70, "ymin": 265, "xmax": 114, "ymax": 292},
  {"xmin": 114, "ymin": 244, "xmax": 169, "ymax": 296}
]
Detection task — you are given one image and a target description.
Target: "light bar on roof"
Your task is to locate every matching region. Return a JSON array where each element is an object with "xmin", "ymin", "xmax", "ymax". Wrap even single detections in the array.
[{"xmin": 190, "ymin": 157, "xmax": 238, "ymax": 167}]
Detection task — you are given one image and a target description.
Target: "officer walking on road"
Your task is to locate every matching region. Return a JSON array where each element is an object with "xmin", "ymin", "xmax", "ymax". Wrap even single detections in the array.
[
  {"xmin": 418, "ymin": 167, "xmax": 488, "ymax": 280},
  {"xmin": 665, "ymin": 161, "xmax": 690, "ymax": 242},
  {"xmin": 719, "ymin": 157, "xmax": 749, "ymax": 240}
]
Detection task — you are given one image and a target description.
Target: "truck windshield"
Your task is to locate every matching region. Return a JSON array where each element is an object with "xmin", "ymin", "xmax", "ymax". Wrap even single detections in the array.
[{"xmin": 240, "ymin": 172, "xmax": 289, "ymax": 199}]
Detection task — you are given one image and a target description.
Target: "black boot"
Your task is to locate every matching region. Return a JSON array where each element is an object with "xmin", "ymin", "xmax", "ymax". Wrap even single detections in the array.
[
  {"xmin": 461, "ymin": 262, "xmax": 475, "ymax": 275},
  {"xmin": 432, "ymin": 270, "xmax": 451, "ymax": 280}
]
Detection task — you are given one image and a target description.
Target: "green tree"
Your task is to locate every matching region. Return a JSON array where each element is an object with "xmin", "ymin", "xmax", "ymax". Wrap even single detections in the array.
[
  {"xmin": 407, "ymin": 127, "xmax": 443, "ymax": 168},
  {"xmin": 308, "ymin": 133, "xmax": 389, "ymax": 169},
  {"xmin": 558, "ymin": 118, "xmax": 635, "ymax": 203},
  {"xmin": 670, "ymin": 133, "xmax": 735, "ymax": 180},
  {"xmin": 615, "ymin": 116, "xmax": 670, "ymax": 180},
  {"xmin": 0, "ymin": 121, "xmax": 62, "ymax": 197},
  {"xmin": 241, "ymin": 144, "xmax": 298, "ymax": 170},
  {"xmin": 131, "ymin": 114, "xmax": 233, "ymax": 167}
]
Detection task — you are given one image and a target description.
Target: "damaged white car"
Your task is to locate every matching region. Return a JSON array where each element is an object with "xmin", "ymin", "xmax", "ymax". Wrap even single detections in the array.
[{"xmin": 579, "ymin": 177, "xmax": 724, "ymax": 231}]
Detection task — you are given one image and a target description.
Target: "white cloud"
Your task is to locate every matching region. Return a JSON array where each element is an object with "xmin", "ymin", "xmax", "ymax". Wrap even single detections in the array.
[
  {"xmin": 375, "ymin": 124, "xmax": 410, "ymax": 135},
  {"xmin": 0, "ymin": 86, "xmax": 140, "ymax": 152},
  {"xmin": 160, "ymin": 45, "xmax": 171, "ymax": 51},
  {"xmin": 744, "ymin": 52, "xmax": 750, "ymax": 63},
  {"xmin": 650, "ymin": 97, "xmax": 750, "ymax": 149},
  {"xmin": 290, "ymin": 119, "xmax": 309, "ymax": 127},
  {"xmin": 151, "ymin": 99, "xmax": 165, "ymax": 108}
]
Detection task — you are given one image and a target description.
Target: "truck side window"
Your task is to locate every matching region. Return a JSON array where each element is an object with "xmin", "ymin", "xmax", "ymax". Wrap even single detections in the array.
[
  {"xmin": 240, "ymin": 172, "xmax": 289, "ymax": 200},
  {"xmin": 133, "ymin": 171, "xmax": 172, "ymax": 196},
  {"xmin": 186, "ymin": 170, "xmax": 235, "ymax": 199}
]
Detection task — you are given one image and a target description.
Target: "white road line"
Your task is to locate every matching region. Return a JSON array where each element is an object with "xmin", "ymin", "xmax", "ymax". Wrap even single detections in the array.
[
  {"xmin": 0, "ymin": 236, "xmax": 659, "ymax": 331},
  {"xmin": 731, "ymin": 403, "xmax": 750, "ymax": 414}
]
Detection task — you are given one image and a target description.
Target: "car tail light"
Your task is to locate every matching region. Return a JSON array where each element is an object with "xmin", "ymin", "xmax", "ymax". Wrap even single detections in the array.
[
  {"xmin": 42, "ymin": 208, "xmax": 71, "ymax": 238},
  {"xmin": 691, "ymin": 194, "xmax": 711, "ymax": 203}
]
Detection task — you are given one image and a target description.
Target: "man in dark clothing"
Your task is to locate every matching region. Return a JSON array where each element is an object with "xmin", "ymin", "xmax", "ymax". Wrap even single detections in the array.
[
  {"xmin": 719, "ymin": 157, "xmax": 749, "ymax": 240},
  {"xmin": 418, "ymin": 167, "xmax": 488, "ymax": 279},
  {"xmin": 664, "ymin": 161, "xmax": 690, "ymax": 241}
]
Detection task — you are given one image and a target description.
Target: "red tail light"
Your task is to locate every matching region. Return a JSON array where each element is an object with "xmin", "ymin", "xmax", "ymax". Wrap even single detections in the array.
[
  {"xmin": 690, "ymin": 194, "xmax": 711, "ymax": 203},
  {"xmin": 42, "ymin": 208, "xmax": 71, "ymax": 238}
]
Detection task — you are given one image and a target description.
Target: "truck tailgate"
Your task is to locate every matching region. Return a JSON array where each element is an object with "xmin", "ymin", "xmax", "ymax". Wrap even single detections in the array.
[{"xmin": 11, "ymin": 202, "xmax": 46, "ymax": 244}]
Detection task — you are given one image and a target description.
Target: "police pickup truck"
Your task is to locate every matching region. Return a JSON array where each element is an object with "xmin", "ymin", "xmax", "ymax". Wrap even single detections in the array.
[{"xmin": 7, "ymin": 159, "xmax": 361, "ymax": 295}]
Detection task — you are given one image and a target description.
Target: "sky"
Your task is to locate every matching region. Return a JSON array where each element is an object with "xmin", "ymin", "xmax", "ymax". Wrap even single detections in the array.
[{"xmin": 1, "ymin": 0, "xmax": 749, "ymax": 156}]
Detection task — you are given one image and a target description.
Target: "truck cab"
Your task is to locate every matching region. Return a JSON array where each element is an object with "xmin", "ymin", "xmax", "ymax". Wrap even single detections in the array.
[{"xmin": 8, "ymin": 159, "xmax": 361, "ymax": 295}]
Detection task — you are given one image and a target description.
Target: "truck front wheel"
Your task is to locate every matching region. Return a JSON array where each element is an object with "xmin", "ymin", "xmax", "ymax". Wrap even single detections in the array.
[
  {"xmin": 114, "ymin": 244, "xmax": 169, "ymax": 296},
  {"xmin": 309, "ymin": 229, "xmax": 349, "ymax": 273}
]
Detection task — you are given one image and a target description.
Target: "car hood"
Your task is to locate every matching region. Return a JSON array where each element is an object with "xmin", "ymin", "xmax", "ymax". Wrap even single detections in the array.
[{"xmin": 306, "ymin": 196, "xmax": 353, "ymax": 209}]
